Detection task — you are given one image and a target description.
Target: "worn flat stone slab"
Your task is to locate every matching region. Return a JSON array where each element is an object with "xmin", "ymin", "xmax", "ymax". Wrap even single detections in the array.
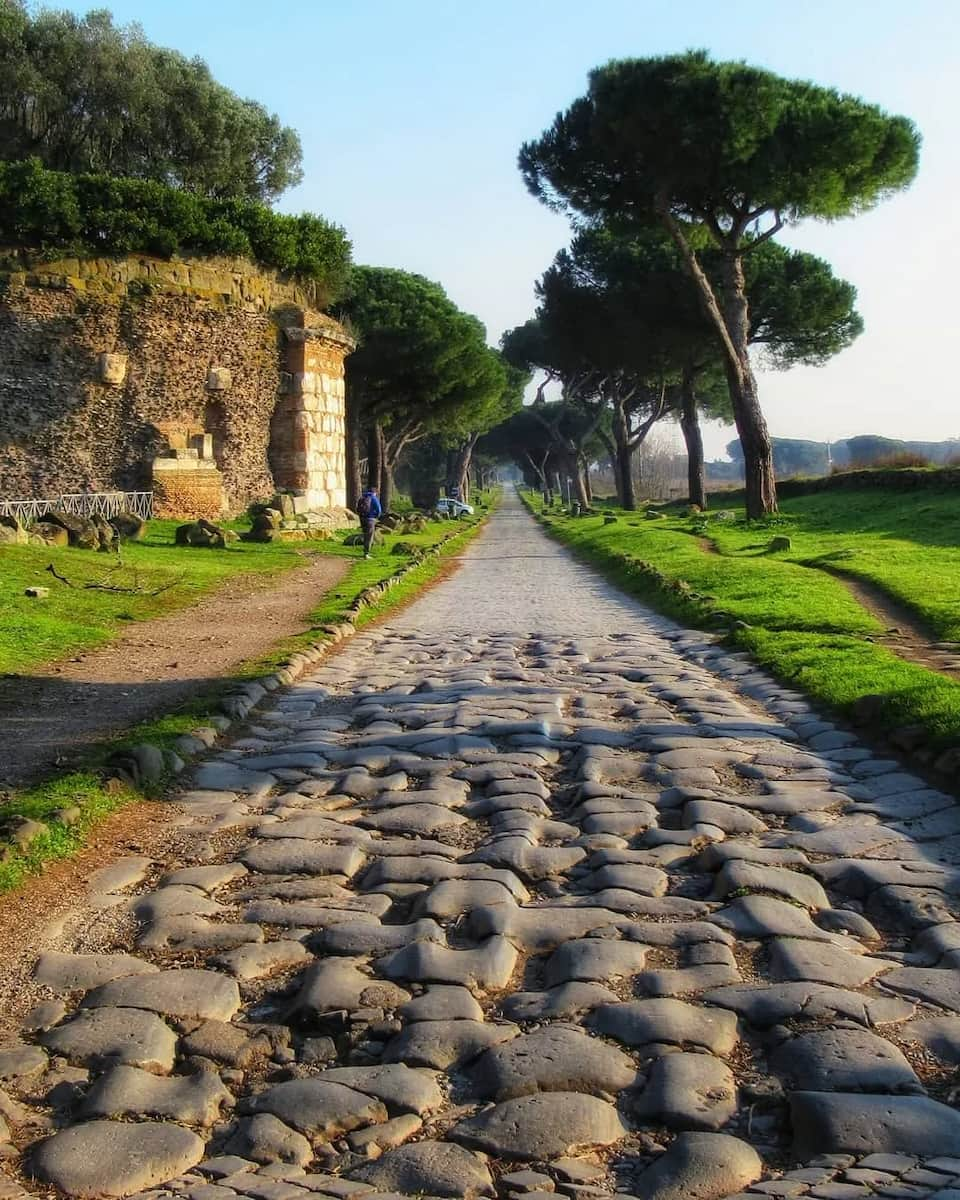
[
  {"xmin": 450, "ymin": 1091, "xmax": 628, "ymax": 1160},
  {"xmin": 711, "ymin": 895, "xmax": 849, "ymax": 942},
  {"xmin": 544, "ymin": 938, "xmax": 649, "ymax": 986},
  {"xmin": 41, "ymin": 1007, "xmax": 177, "ymax": 1072},
  {"xmin": 289, "ymin": 958, "xmax": 411, "ymax": 1017},
  {"xmin": 712, "ymin": 861, "xmax": 829, "ymax": 910},
  {"xmin": 899, "ymin": 1016, "xmax": 960, "ymax": 1064},
  {"xmin": 632, "ymin": 1052, "xmax": 737, "ymax": 1130},
  {"xmin": 317, "ymin": 1065, "xmax": 444, "ymax": 1115},
  {"xmin": 768, "ymin": 940, "xmax": 890, "ymax": 988},
  {"xmin": 630, "ymin": 1131, "xmax": 763, "ymax": 1200},
  {"xmin": 160, "ymin": 864, "xmax": 248, "ymax": 891},
  {"xmin": 81, "ymin": 968, "xmax": 240, "ymax": 1022},
  {"xmin": 471, "ymin": 1025, "xmax": 637, "ymax": 1100},
  {"xmin": 359, "ymin": 804, "xmax": 467, "ymax": 834},
  {"xmin": 377, "ymin": 936, "xmax": 518, "ymax": 991},
  {"xmin": 791, "ymin": 1092, "xmax": 960, "ymax": 1157},
  {"xmin": 34, "ymin": 951, "xmax": 159, "ymax": 993},
  {"xmin": 590, "ymin": 998, "xmax": 739, "ymax": 1055},
  {"xmin": 879, "ymin": 967, "xmax": 960, "ymax": 1012},
  {"xmin": 501, "ymin": 982, "xmax": 619, "ymax": 1021},
  {"xmin": 82, "ymin": 1063, "xmax": 232, "ymax": 1125},
  {"xmin": 88, "ymin": 857, "xmax": 154, "ymax": 894},
  {"xmin": 223, "ymin": 1113, "xmax": 312, "ymax": 1167},
  {"xmin": 242, "ymin": 841, "xmax": 366, "ymax": 876},
  {"xmin": 705, "ymin": 983, "xmax": 914, "ymax": 1028},
  {"xmin": 399, "ymin": 987, "xmax": 484, "ymax": 1023},
  {"xmin": 214, "ymin": 940, "xmax": 309, "ymax": 980},
  {"xmin": 383, "ymin": 1019, "xmax": 518, "ymax": 1070},
  {"xmin": 132, "ymin": 885, "xmax": 225, "ymax": 921},
  {"xmin": 464, "ymin": 838, "xmax": 587, "ymax": 881},
  {"xmin": 350, "ymin": 1141, "xmax": 492, "ymax": 1198},
  {"xmin": 192, "ymin": 763, "xmax": 276, "ymax": 795},
  {"xmin": 771, "ymin": 1028, "xmax": 922, "ymax": 1094},
  {"xmin": 464, "ymin": 905, "xmax": 626, "ymax": 952},
  {"xmin": 137, "ymin": 915, "xmax": 264, "ymax": 952},
  {"xmin": 30, "ymin": 1119, "xmax": 204, "ymax": 1197},
  {"xmin": 254, "ymin": 1078, "xmax": 388, "ymax": 1141}
]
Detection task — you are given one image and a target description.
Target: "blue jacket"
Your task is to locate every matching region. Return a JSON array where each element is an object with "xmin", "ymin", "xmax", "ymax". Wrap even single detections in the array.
[{"xmin": 359, "ymin": 491, "xmax": 382, "ymax": 519}]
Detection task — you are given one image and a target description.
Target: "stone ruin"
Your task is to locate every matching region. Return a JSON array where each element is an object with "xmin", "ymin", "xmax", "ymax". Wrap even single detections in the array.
[{"xmin": 0, "ymin": 252, "xmax": 357, "ymax": 525}]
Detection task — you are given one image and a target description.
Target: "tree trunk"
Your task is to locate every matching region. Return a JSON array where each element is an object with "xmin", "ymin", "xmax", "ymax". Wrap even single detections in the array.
[
  {"xmin": 345, "ymin": 395, "xmax": 362, "ymax": 511},
  {"xmin": 719, "ymin": 251, "xmax": 777, "ymax": 519},
  {"xmin": 679, "ymin": 366, "xmax": 707, "ymax": 511},
  {"xmin": 659, "ymin": 209, "xmax": 777, "ymax": 519},
  {"xmin": 448, "ymin": 435, "xmax": 478, "ymax": 502},
  {"xmin": 367, "ymin": 421, "xmax": 385, "ymax": 492},
  {"xmin": 611, "ymin": 396, "xmax": 637, "ymax": 511},
  {"xmin": 581, "ymin": 456, "xmax": 593, "ymax": 505}
]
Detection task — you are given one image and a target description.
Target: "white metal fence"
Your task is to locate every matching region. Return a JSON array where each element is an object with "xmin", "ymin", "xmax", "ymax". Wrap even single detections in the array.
[{"xmin": 0, "ymin": 490, "xmax": 153, "ymax": 527}]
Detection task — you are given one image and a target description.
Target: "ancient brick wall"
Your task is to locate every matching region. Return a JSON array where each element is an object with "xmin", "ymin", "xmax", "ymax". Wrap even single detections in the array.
[{"xmin": 0, "ymin": 252, "xmax": 352, "ymax": 516}]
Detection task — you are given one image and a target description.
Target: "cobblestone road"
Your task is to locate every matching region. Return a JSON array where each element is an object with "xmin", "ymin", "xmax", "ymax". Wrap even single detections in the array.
[{"xmin": 6, "ymin": 492, "xmax": 960, "ymax": 1200}]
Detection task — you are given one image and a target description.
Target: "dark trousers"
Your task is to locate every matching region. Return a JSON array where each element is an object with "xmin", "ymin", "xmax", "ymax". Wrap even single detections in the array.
[{"xmin": 362, "ymin": 518, "xmax": 377, "ymax": 554}]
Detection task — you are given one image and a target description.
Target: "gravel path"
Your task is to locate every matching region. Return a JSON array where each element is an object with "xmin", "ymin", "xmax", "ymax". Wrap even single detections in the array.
[{"xmin": 4, "ymin": 491, "xmax": 960, "ymax": 1200}]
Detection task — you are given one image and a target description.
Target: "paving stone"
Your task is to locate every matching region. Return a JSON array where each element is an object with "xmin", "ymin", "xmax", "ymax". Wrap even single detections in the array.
[
  {"xmin": 0, "ymin": 1044, "xmax": 47, "ymax": 1080},
  {"xmin": 705, "ymin": 983, "xmax": 914, "ymax": 1028},
  {"xmin": 253, "ymin": 1078, "xmax": 388, "ymax": 1141},
  {"xmin": 161, "ymin": 864, "xmax": 249, "ymax": 891},
  {"xmin": 133, "ymin": 885, "xmax": 226, "ymax": 921},
  {"xmin": 288, "ymin": 958, "xmax": 411, "ymax": 1017},
  {"xmin": 471, "ymin": 1025, "xmax": 637, "ymax": 1100},
  {"xmin": 315, "ymin": 1065, "xmax": 444, "ymax": 1114},
  {"xmin": 182, "ymin": 1021, "xmax": 272, "ymax": 1068},
  {"xmin": 318, "ymin": 919, "xmax": 446, "ymax": 955},
  {"xmin": 223, "ymin": 1115, "xmax": 312, "ymax": 1166},
  {"xmin": 82, "ymin": 1063, "xmax": 232, "ymax": 1125},
  {"xmin": 711, "ymin": 896, "xmax": 854, "ymax": 942},
  {"xmin": 768, "ymin": 940, "xmax": 892, "ymax": 988},
  {"xmin": 88, "ymin": 856, "xmax": 154, "ymax": 894},
  {"xmin": 712, "ymin": 861, "xmax": 829, "ymax": 910},
  {"xmin": 242, "ymin": 841, "xmax": 366, "ymax": 876},
  {"xmin": 501, "ymin": 983, "xmax": 620, "ymax": 1021},
  {"xmin": 34, "ymin": 950, "xmax": 160, "ymax": 993},
  {"xmin": 590, "ymin": 998, "xmax": 739, "ymax": 1055},
  {"xmin": 629, "ymin": 1131, "xmax": 764, "ymax": 1200},
  {"xmin": 879, "ymin": 968, "xmax": 960, "ymax": 1012},
  {"xmin": 138, "ymin": 915, "xmax": 264, "ymax": 952},
  {"xmin": 450, "ymin": 1091, "xmax": 628, "ymax": 1160},
  {"xmin": 350, "ymin": 1141, "xmax": 493, "ymax": 1198},
  {"xmin": 899, "ymin": 1017, "xmax": 960, "ymax": 1064},
  {"xmin": 578, "ymin": 864, "xmax": 668, "ymax": 896},
  {"xmin": 414, "ymin": 879, "xmax": 521, "ymax": 919},
  {"xmin": 770, "ymin": 1028, "xmax": 923, "ymax": 1093},
  {"xmin": 683, "ymin": 801, "xmax": 767, "ymax": 834},
  {"xmin": 791, "ymin": 1093, "xmax": 960, "ymax": 1157},
  {"xmin": 632, "ymin": 1051, "xmax": 737, "ymax": 1129},
  {"xmin": 82, "ymin": 968, "xmax": 241, "ymax": 1021},
  {"xmin": 464, "ymin": 905, "xmax": 626, "ymax": 952},
  {"xmin": 544, "ymin": 938, "xmax": 650, "ymax": 986},
  {"xmin": 383, "ymin": 1019, "xmax": 518, "ymax": 1069},
  {"xmin": 214, "ymin": 941, "xmax": 309, "ymax": 980},
  {"xmin": 377, "ymin": 936, "xmax": 518, "ymax": 991},
  {"xmin": 347, "ymin": 1112, "xmax": 423, "ymax": 1156},
  {"xmin": 398, "ymin": 987, "xmax": 484, "ymax": 1022},
  {"xmin": 464, "ymin": 838, "xmax": 587, "ymax": 880},
  {"xmin": 30, "ymin": 1120, "xmax": 204, "ymax": 1197},
  {"xmin": 41, "ymin": 1007, "xmax": 178, "ymax": 1072}
]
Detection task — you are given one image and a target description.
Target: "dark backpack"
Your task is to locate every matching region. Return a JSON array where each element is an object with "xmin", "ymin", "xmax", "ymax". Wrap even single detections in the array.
[{"xmin": 356, "ymin": 494, "xmax": 374, "ymax": 519}]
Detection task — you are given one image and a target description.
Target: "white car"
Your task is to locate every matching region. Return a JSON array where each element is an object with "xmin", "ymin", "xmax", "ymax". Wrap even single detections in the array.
[{"xmin": 434, "ymin": 496, "xmax": 474, "ymax": 518}]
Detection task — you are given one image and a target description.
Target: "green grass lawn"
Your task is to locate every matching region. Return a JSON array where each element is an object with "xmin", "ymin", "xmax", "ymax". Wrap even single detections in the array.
[
  {"xmin": 0, "ymin": 508, "xmax": 490, "ymax": 677},
  {"xmin": 531, "ymin": 486, "xmax": 960, "ymax": 752},
  {"xmin": 0, "ymin": 500, "xmax": 494, "ymax": 891}
]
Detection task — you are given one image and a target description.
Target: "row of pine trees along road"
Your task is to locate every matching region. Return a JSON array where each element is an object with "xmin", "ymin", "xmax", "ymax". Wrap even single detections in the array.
[{"xmin": 0, "ymin": 7, "xmax": 919, "ymax": 510}]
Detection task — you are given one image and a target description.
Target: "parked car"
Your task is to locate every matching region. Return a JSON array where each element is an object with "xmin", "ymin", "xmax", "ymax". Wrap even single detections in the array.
[{"xmin": 434, "ymin": 496, "xmax": 474, "ymax": 518}]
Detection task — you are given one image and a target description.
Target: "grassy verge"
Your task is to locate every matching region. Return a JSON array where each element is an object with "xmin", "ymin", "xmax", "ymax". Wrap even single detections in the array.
[
  {"xmin": 0, "ymin": 498, "xmax": 496, "ymax": 891},
  {"xmin": 527, "ymin": 489, "xmax": 960, "ymax": 757},
  {"xmin": 1, "ymin": 518, "xmax": 331, "ymax": 676}
]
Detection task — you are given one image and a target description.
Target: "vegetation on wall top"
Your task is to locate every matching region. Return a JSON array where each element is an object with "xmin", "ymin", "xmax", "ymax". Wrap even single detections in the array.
[{"xmin": 0, "ymin": 159, "xmax": 353, "ymax": 303}]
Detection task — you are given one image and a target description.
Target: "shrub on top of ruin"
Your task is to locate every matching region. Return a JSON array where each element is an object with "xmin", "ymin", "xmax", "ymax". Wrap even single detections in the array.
[{"xmin": 0, "ymin": 159, "xmax": 353, "ymax": 306}]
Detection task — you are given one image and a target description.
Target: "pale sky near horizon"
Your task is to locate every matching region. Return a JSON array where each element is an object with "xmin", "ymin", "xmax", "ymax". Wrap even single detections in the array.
[{"xmin": 61, "ymin": 0, "xmax": 960, "ymax": 458}]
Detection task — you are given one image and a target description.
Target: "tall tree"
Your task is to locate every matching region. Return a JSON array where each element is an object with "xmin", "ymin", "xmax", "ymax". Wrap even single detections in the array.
[
  {"xmin": 341, "ymin": 267, "xmax": 513, "ymax": 510},
  {"xmin": 0, "ymin": 4, "xmax": 302, "ymax": 201},
  {"xmin": 519, "ymin": 51, "xmax": 919, "ymax": 516}
]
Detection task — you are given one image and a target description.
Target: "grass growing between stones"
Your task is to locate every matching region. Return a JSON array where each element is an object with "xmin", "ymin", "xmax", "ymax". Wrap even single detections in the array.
[
  {"xmin": 0, "ymin": 500, "xmax": 494, "ymax": 892},
  {"xmin": 530, "ymin": 487, "xmax": 960, "ymax": 753}
]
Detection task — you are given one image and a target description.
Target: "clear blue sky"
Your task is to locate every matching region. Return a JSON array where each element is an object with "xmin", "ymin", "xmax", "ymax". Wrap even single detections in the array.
[{"xmin": 63, "ymin": 0, "xmax": 960, "ymax": 456}]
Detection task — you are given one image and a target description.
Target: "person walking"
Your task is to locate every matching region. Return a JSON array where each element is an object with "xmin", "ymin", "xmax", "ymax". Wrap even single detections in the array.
[{"xmin": 356, "ymin": 485, "xmax": 382, "ymax": 559}]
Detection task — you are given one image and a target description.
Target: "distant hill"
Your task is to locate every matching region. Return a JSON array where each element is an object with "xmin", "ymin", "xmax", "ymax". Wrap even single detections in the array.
[{"xmin": 708, "ymin": 435, "xmax": 960, "ymax": 482}]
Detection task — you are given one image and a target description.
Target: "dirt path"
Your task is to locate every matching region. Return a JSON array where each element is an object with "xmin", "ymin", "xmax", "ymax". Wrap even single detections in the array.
[
  {"xmin": 815, "ymin": 564, "xmax": 960, "ymax": 677},
  {"xmin": 0, "ymin": 553, "xmax": 350, "ymax": 789}
]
